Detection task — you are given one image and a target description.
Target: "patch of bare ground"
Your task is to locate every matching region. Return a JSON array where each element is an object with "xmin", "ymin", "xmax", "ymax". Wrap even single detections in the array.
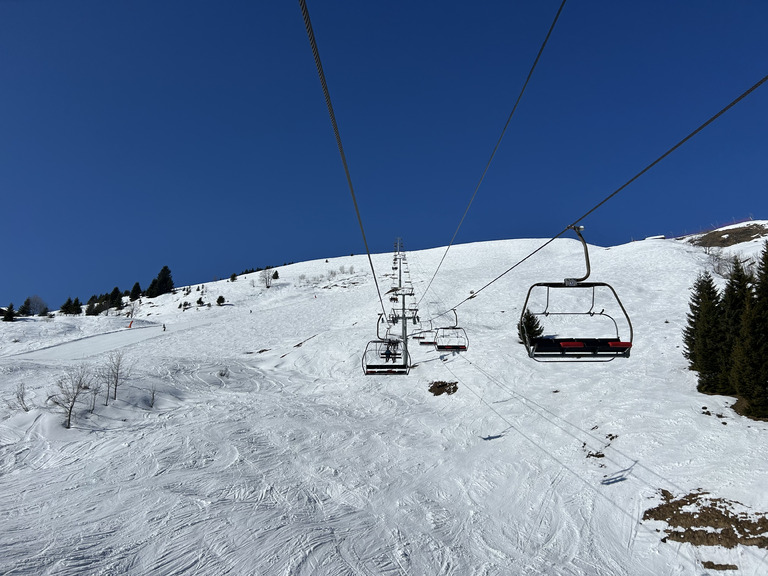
[
  {"xmin": 643, "ymin": 489, "xmax": 768, "ymax": 552},
  {"xmin": 429, "ymin": 381, "xmax": 458, "ymax": 396},
  {"xmin": 729, "ymin": 397, "xmax": 768, "ymax": 422},
  {"xmin": 701, "ymin": 560, "xmax": 739, "ymax": 572},
  {"xmin": 692, "ymin": 223, "xmax": 768, "ymax": 248}
]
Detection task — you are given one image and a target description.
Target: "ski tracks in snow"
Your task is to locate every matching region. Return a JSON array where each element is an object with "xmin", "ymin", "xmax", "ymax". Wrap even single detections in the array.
[{"xmin": 5, "ymin": 237, "xmax": 768, "ymax": 574}]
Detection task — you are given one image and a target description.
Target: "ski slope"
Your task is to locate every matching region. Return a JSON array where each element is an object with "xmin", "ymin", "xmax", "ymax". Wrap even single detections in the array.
[{"xmin": 1, "ymin": 230, "xmax": 767, "ymax": 575}]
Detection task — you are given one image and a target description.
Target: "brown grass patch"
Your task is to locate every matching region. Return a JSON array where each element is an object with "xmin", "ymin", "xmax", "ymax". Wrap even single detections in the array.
[
  {"xmin": 701, "ymin": 561, "xmax": 739, "ymax": 571},
  {"xmin": 729, "ymin": 397, "xmax": 768, "ymax": 422},
  {"xmin": 643, "ymin": 489, "xmax": 768, "ymax": 549},
  {"xmin": 429, "ymin": 381, "xmax": 458, "ymax": 396},
  {"xmin": 692, "ymin": 223, "xmax": 768, "ymax": 248}
]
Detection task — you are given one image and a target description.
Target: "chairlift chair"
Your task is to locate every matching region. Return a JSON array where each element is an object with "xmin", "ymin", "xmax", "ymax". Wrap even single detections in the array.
[
  {"xmin": 435, "ymin": 327, "xmax": 469, "ymax": 351},
  {"xmin": 520, "ymin": 226, "xmax": 633, "ymax": 362},
  {"xmin": 412, "ymin": 319, "xmax": 437, "ymax": 345},
  {"xmin": 362, "ymin": 339, "xmax": 410, "ymax": 374},
  {"xmin": 363, "ymin": 314, "xmax": 410, "ymax": 374},
  {"xmin": 434, "ymin": 309, "xmax": 469, "ymax": 351}
]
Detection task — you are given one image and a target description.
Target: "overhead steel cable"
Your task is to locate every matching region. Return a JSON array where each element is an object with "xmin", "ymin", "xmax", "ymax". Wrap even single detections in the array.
[
  {"xmin": 298, "ymin": 0, "xmax": 387, "ymax": 317},
  {"xmin": 418, "ymin": 0, "xmax": 568, "ymax": 308},
  {"xmin": 433, "ymin": 72, "xmax": 768, "ymax": 318}
]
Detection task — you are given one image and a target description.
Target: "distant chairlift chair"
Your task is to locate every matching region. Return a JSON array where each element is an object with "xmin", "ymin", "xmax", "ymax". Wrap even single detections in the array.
[
  {"xmin": 412, "ymin": 320, "xmax": 437, "ymax": 346},
  {"xmin": 434, "ymin": 309, "xmax": 469, "ymax": 352},
  {"xmin": 519, "ymin": 226, "xmax": 633, "ymax": 362},
  {"xmin": 363, "ymin": 314, "xmax": 410, "ymax": 374}
]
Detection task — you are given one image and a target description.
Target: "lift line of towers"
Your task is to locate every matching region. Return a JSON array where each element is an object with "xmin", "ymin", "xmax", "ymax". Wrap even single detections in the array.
[{"xmin": 362, "ymin": 238, "xmax": 469, "ymax": 375}]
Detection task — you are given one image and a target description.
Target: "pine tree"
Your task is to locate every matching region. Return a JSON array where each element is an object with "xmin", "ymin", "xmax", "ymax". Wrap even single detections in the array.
[
  {"xmin": 718, "ymin": 258, "xmax": 753, "ymax": 395},
  {"xmin": 730, "ymin": 241, "xmax": 768, "ymax": 417},
  {"xmin": 731, "ymin": 300, "xmax": 761, "ymax": 412},
  {"xmin": 694, "ymin": 290, "xmax": 724, "ymax": 394},
  {"xmin": 750, "ymin": 242, "xmax": 768, "ymax": 415},
  {"xmin": 146, "ymin": 266, "xmax": 174, "ymax": 298},
  {"xmin": 146, "ymin": 279, "xmax": 159, "ymax": 298},
  {"xmin": 683, "ymin": 271, "xmax": 720, "ymax": 373},
  {"xmin": 61, "ymin": 297, "xmax": 74, "ymax": 315},
  {"xmin": 130, "ymin": 282, "xmax": 142, "ymax": 301},
  {"xmin": 156, "ymin": 266, "xmax": 174, "ymax": 295},
  {"xmin": 72, "ymin": 297, "xmax": 83, "ymax": 315},
  {"xmin": 2, "ymin": 303, "xmax": 15, "ymax": 322},
  {"xmin": 518, "ymin": 308, "xmax": 544, "ymax": 345},
  {"xmin": 18, "ymin": 298, "xmax": 32, "ymax": 317},
  {"xmin": 109, "ymin": 286, "xmax": 123, "ymax": 310}
]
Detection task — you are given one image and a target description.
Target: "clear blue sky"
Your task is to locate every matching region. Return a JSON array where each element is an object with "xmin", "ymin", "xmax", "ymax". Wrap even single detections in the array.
[{"xmin": 2, "ymin": 0, "xmax": 766, "ymax": 311}]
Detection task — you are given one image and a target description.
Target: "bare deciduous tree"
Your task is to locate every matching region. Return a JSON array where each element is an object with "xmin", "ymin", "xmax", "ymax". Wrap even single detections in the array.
[
  {"xmin": 260, "ymin": 268, "xmax": 273, "ymax": 288},
  {"xmin": 88, "ymin": 378, "xmax": 103, "ymax": 413},
  {"xmin": 51, "ymin": 364, "xmax": 92, "ymax": 428},
  {"xmin": 25, "ymin": 295, "xmax": 48, "ymax": 316},
  {"xmin": 99, "ymin": 350, "xmax": 132, "ymax": 404},
  {"xmin": 125, "ymin": 300, "xmax": 139, "ymax": 318},
  {"xmin": 16, "ymin": 383, "xmax": 30, "ymax": 412},
  {"xmin": 148, "ymin": 382, "xmax": 157, "ymax": 408},
  {"xmin": 7, "ymin": 383, "xmax": 31, "ymax": 412}
]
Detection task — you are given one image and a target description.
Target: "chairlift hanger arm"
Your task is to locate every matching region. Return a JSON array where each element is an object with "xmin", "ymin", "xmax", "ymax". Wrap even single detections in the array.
[
  {"xmin": 376, "ymin": 313, "xmax": 388, "ymax": 340},
  {"xmin": 566, "ymin": 225, "xmax": 591, "ymax": 284}
]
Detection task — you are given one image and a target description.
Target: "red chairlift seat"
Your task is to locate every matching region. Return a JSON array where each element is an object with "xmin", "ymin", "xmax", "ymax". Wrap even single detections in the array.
[{"xmin": 529, "ymin": 336, "xmax": 632, "ymax": 358}]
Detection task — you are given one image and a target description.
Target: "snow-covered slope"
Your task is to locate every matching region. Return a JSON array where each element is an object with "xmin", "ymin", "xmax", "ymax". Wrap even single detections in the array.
[{"xmin": 1, "ymin": 231, "xmax": 767, "ymax": 575}]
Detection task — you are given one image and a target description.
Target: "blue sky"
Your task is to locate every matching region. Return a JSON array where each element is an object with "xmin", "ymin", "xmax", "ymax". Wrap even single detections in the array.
[{"xmin": 2, "ymin": 1, "xmax": 766, "ymax": 311}]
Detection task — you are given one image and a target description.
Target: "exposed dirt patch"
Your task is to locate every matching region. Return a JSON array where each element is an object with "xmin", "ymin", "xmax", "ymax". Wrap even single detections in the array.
[
  {"xmin": 729, "ymin": 397, "xmax": 768, "ymax": 422},
  {"xmin": 293, "ymin": 334, "xmax": 318, "ymax": 348},
  {"xmin": 692, "ymin": 223, "xmax": 768, "ymax": 248},
  {"xmin": 701, "ymin": 560, "xmax": 739, "ymax": 571},
  {"xmin": 643, "ymin": 489, "xmax": 768, "ymax": 550},
  {"xmin": 429, "ymin": 381, "xmax": 458, "ymax": 396}
]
